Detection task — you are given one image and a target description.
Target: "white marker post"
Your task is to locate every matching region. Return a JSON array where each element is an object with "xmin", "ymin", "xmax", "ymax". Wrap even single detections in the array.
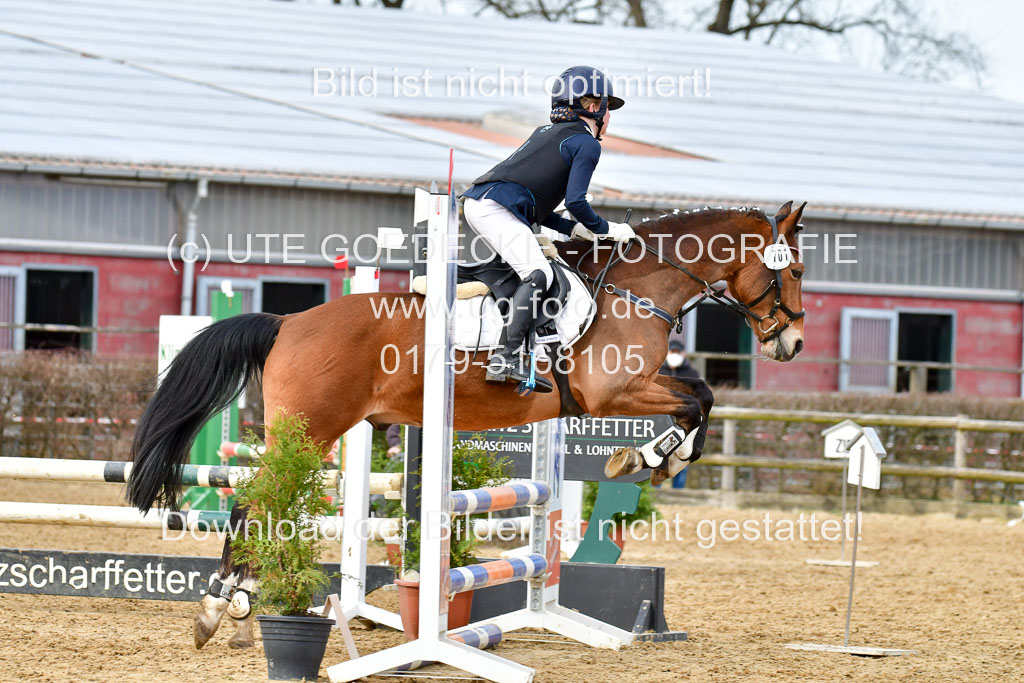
[
  {"xmin": 787, "ymin": 427, "xmax": 915, "ymax": 658},
  {"xmin": 806, "ymin": 420, "xmax": 878, "ymax": 569},
  {"xmin": 336, "ymin": 265, "xmax": 404, "ymax": 632}
]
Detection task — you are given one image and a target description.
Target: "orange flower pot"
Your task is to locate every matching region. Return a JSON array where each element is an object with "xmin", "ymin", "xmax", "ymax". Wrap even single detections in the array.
[{"xmin": 395, "ymin": 579, "xmax": 474, "ymax": 640}]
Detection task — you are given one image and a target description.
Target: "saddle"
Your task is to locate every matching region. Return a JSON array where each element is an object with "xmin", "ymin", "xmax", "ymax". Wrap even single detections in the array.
[{"xmin": 411, "ymin": 236, "xmax": 576, "ymax": 344}]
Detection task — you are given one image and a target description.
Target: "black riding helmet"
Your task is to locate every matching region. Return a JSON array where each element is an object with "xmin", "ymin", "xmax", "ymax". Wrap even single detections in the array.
[{"xmin": 550, "ymin": 66, "xmax": 624, "ymax": 140}]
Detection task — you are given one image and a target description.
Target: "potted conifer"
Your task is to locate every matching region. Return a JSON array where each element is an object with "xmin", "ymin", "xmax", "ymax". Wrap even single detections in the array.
[
  {"xmin": 231, "ymin": 411, "xmax": 335, "ymax": 681},
  {"xmin": 396, "ymin": 439, "xmax": 511, "ymax": 637}
]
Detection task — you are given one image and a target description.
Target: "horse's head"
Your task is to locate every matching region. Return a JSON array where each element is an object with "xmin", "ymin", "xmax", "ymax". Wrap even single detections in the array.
[{"xmin": 726, "ymin": 201, "xmax": 806, "ymax": 362}]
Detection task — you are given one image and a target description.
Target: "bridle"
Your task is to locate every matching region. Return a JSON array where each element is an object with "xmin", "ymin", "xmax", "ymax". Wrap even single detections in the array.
[{"xmin": 571, "ymin": 214, "xmax": 806, "ymax": 343}]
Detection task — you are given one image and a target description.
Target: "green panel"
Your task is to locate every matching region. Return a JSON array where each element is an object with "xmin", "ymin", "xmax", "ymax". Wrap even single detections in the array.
[
  {"xmin": 184, "ymin": 290, "xmax": 243, "ymax": 511},
  {"xmin": 570, "ymin": 482, "xmax": 640, "ymax": 564}
]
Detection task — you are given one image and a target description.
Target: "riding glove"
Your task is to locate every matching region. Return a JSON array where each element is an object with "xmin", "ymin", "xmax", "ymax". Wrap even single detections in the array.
[
  {"xmin": 604, "ymin": 222, "xmax": 637, "ymax": 242},
  {"xmin": 570, "ymin": 221, "xmax": 636, "ymax": 243}
]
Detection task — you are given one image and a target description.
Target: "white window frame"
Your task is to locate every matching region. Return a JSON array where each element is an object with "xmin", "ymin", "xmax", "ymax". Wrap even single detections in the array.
[
  {"xmin": 195, "ymin": 277, "xmax": 261, "ymax": 315},
  {"xmin": 0, "ymin": 266, "xmax": 26, "ymax": 352},
  {"xmin": 840, "ymin": 307, "xmax": 898, "ymax": 392}
]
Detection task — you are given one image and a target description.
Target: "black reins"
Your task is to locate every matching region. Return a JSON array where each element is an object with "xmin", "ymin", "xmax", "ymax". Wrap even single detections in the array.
[{"xmin": 570, "ymin": 214, "xmax": 806, "ymax": 343}]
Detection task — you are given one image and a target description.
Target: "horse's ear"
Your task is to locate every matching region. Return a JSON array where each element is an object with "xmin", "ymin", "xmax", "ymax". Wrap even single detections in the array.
[
  {"xmin": 781, "ymin": 201, "xmax": 807, "ymax": 235},
  {"xmin": 775, "ymin": 201, "xmax": 794, "ymax": 221}
]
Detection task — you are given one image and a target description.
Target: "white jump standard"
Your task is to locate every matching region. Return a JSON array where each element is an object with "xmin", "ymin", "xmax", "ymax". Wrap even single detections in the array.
[{"xmin": 327, "ymin": 187, "xmax": 633, "ymax": 683}]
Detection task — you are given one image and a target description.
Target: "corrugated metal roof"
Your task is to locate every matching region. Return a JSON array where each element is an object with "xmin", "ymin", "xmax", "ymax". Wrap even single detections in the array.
[{"xmin": 1, "ymin": 0, "xmax": 1023, "ymax": 221}]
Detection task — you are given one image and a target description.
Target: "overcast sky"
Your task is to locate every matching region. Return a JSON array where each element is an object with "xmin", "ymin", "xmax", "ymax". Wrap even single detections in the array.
[
  {"xmin": 389, "ymin": 0, "xmax": 1024, "ymax": 104},
  {"xmin": 944, "ymin": 0, "xmax": 1024, "ymax": 103}
]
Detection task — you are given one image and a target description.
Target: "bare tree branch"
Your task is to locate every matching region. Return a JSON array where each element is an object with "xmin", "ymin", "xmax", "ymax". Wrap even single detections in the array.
[
  {"xmin": 625, "ymin": 0, "xmax": 647, "ymax": 27},
  {"xmin": 708, "ymin": 0, "xmax": 735, "ymax": 34}
]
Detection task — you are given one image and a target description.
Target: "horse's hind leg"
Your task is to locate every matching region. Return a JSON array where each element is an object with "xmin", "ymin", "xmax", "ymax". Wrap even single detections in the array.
[
  {"xmin": 194, "ymin": 504, "xmax": 254, "ymax": 649},
  {"xmin": 226, "ymin": 567, "xmax": 256, "ymax": 650},
  {"xmin": 599, "ymin": 379, "xmax": 705, "ymax": 483}
]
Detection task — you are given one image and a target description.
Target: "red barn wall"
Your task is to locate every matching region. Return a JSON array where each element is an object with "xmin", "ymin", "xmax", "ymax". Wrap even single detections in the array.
[
  {"xmin": 0, "ymin": 252, "xmax": 412, "ymax": 357},
  {"xmin": 754, "ymin": 292, "xmax": 1023, "ymax": 397}
]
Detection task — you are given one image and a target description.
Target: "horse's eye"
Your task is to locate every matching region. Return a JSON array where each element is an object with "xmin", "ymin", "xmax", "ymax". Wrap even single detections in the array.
[{"xmin": 791, "ymin": 269, "xmax": 804, "ymax": 279}]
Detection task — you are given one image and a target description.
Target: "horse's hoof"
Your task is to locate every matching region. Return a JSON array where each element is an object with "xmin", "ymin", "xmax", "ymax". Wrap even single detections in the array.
[
  {"xmin": 228, "ymin": 617, "xmax": 254, "ymax": 649},
  {"xmin": 678, "ymin": 426, "xmax": 700, "ymax": 460},
  {"xmin": 227, "ymin": 634, "xmax": 254, "ymax": 649},
  {"xmin": 650, "ymin": 467, "xmax": 670, "ymax": 487},
  {"xmin": 605, "ymin": 447, "xmax": 644, "ymax": 479},
  {"xmin": 194, "ymin": 613, "xmax": 218, "ymax": 649}
]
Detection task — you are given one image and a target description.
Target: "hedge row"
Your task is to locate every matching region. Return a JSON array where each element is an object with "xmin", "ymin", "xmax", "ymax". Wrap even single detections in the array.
[{"xmin": 2, "ymin": 353, "xmax": 1021, "ymax": 503}]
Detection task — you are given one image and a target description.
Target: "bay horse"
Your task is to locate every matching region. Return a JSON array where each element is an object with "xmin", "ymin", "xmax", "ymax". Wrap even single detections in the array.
[{"xmin": 127, "ymin": 201, "xmax": 806, "ymax": 648}]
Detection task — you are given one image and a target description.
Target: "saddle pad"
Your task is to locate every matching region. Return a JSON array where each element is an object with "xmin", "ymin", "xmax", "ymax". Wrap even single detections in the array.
[{"xmin": 447, "ymin": 260, "xmax": 596, "ymax": 352}]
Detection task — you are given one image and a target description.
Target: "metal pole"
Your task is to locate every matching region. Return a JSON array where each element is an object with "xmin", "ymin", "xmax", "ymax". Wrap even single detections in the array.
[
  {"xmin": 840, "ymin": 458, "xmax": 848, "ymax": 562},
  {"xmin": 402, "ymin": 222, "xmax": 428, "ymax": 561},
  {"xmin": 720, "ymin": 418, "xmax": 736, "ymax": 506},
  {"xmin": 953, "ymin": 415, "xmax": 967, "ymax": 506},
  {"xmin": 843, "ymin": 444, "xmax": 865, "ymax": 646},
  {"xmin": 179, "ymin": 178, "xmax": 208, "ymax": 316}
]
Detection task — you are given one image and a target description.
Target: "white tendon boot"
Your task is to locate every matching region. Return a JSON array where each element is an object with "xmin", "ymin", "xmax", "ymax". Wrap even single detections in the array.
[
  {"xmin": 226, "ymin": 578, "xmax": 257, "ymax": 649},
  {"xmin": 194, "ymin": 573, "xmax": 236, "ymax": 649}
]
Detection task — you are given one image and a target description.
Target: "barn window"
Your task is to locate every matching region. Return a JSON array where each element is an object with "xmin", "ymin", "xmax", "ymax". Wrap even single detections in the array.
[
  {"xmin": 23, "ymin": 268, "xmax": 95, "ymax": 351},
  {"xmin": 687, "ymin": 302, "xmax": 754, "ymax": 388},
  {"xmin": 896, "ymin": 312, "xmax": 954, "ymax": 392},
  {"xmin": 196, "ymin": 277, "xmax": 258, "ymax": 316},
  {"xmin": 261, "ymin": 279, "xmax": 326, "ymax": 315},
  {"xmin": 840, "ymin": 308, "xmax": 954, "ymax": 393},
  {"xmin": 195, "ymin": 276, "xmax": 327, "ymax": 316}
]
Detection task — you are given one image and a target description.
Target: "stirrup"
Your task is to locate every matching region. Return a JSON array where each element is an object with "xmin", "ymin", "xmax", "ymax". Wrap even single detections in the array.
[
  {"xmin": 484, "ymin": 352, "xmax": 552, "ymax": 394},
  {"xmin": 484, "ymin": 355, "xmax": 513, "ymax": 383}
]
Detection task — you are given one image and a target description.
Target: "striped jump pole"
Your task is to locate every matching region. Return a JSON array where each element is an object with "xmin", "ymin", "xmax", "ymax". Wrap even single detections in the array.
[
  {"xmin": 0, "ymin": 502, "xmax": 239, "ymax": 532},
  {"xmin": 0, "ymin": 457, "xmax": 403, "ymax": 496},
  {"xmin": 449, "ymin": 482, "xmax": 551, "ymax": 514},
  {"xmin": 449, "ymin": 554, "xmax": 548, "ymax": 594},
  {"xmin": 452, "ymin": 419, "xmax": 635, "ymax": 652},
  {"xmin": 218, "ymin": 442, "xmax": 264, "ymax": 459},
  {"xmin": 0, "ymin": 501, "xmax": 400, "ymax": 540},
  {"xmin": 393, "ymin": 624, "xmax": 504, "ymax": 673}
]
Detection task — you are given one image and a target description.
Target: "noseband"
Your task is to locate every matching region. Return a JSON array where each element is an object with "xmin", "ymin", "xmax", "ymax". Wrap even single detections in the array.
[{"xmin": 573, "ymin": 215, "xmax": 806, "ymax": 343}]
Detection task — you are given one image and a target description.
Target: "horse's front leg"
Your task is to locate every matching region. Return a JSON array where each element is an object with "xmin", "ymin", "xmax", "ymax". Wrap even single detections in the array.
[
  {"xmin": 594, "ymin": 378, "xmax": 704, "ymax": 484},
  {"xmin": 194, "ymin": 504, "xmax": 257, "ymax": 649},
  {"xmin": 653, "ymin": 375, "xmax": 713, "ymax": 461}
]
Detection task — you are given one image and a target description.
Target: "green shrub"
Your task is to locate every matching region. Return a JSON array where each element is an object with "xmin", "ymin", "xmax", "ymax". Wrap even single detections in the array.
[
  {"xmin": 230, "ymin": 411, "xmax": 334, "ymax": 616},
  {"xmin": 401, "ymin": 436, "xmax": 512, "ymax": 576}
]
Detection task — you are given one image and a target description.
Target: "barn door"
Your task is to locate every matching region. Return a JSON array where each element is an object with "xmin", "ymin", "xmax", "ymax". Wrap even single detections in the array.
[
  {"xmin": 840, "ymin": 308, "xmax": 898, "ymax": 392},
  {"xmin": 0, "ymin": 267, "xmax": 25, "ymax": 352}
]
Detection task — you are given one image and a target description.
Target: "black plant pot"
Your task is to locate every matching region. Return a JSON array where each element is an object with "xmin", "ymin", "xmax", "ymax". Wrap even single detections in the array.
[{"xmin": 257, "ymin": 614, "xmax": 333, "ymax": 681}]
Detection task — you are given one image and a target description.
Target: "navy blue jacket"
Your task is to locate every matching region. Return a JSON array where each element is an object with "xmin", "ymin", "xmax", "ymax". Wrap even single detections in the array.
[{"xmin": 463, "ymin": 127, "xmax": 608, "ymax": 236}]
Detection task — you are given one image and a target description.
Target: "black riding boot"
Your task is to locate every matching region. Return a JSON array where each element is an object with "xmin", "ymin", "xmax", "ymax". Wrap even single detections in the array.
[{"xmin": 485, "ymin": 270, "xmax": 553, "ymax": 394}]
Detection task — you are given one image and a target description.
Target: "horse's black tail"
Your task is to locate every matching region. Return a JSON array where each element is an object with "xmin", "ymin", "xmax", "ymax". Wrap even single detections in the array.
[{"xmin": 127, "ymin": 313, "xmax": 283, "ymax": 513}]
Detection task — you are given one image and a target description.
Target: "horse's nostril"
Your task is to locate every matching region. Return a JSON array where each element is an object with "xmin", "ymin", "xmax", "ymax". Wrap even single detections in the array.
[{"xmin": 793, "ymin": 339, "xmax": 804, "ymax": 355}]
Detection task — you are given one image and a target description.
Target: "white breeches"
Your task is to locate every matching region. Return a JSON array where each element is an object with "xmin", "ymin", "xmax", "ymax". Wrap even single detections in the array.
[{"xmin": 464, "ymin": 197, "xmax": 553, "ymax": 289}]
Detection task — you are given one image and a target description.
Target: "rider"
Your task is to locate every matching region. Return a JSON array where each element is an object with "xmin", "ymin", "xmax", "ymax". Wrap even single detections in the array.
[{"xmin": 462, "ymin": 65, "xmax": 636, "ymax": 392}]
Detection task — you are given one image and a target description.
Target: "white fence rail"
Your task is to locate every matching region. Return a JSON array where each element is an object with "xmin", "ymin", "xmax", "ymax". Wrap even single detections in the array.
[{"xmin": 704, "ymin": 406, "xmax": 1024, "ymax": 504}]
